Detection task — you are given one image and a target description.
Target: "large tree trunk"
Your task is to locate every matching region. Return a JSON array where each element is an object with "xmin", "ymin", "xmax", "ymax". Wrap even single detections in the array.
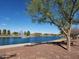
[
  {"xmin": 61, "ymin": 28, "xmax": 71, "ymax": 51},
  {"xmin": 66, "ymin": 35, "xmax": 71, "ymax": 51}
]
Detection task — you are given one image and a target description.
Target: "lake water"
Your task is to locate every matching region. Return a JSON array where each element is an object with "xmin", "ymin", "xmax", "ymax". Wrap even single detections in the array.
[{"xmin": 0, "ymin": 36, "xmax": 63, "ymax": 46}]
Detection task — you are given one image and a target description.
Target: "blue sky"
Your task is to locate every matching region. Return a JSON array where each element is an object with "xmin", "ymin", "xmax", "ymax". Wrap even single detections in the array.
[
  {"xmin": 3, "ymin": 0, "xmax": 79, "ymax": 34},
  {"xmin": 0, "ymin": 0, "xmax": 79, "ymax": 34}
]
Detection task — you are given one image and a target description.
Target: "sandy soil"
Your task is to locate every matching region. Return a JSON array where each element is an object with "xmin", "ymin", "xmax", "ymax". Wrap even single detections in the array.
[{"xmin": 0, "ymin": 39, "xmax": 79, "ymax": 59}]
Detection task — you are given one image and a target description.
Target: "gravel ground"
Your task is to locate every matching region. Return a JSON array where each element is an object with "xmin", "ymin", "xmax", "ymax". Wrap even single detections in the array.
[{"xmin": 0, "ymin": 39, "xmax": 79, "ymax": 59}]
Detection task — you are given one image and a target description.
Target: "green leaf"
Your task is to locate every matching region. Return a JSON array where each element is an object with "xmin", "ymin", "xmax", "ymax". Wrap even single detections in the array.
[{"xmin": 55, "ymin": 0, "xmax": 64, "ymax": 5}]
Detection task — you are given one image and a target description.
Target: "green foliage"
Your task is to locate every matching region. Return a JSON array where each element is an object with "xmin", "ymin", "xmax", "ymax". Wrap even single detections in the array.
[
  {"xmin": 43, "ymin": 33, "xmax": 48, "ymax": 36},
  {"xmin": 28, "ymin": 0, "xmax": 43, "ymax": 15},
  {"xmin": 0, "ymin": 30, "xmax": 1, "ymax": 35},
  {"xmin": 55, "ymin": 0, "xmax": 64, "ymax": 5},
  {"xmin": 12, "ymin": 32, "xmax": 19, "ymax": 36},
  {"xmin": 28, "ymin": 0, "xmax": 52, "ymax": 16},
  {"xmin": 0, "ymin": 29, "xmax": 11, "ymax": 35},
  {"xmin": 27, "ymin": 0, "xmax": 79, "ymax": 33},
  {"xmin": 60, "ymin": 30, "xmax": 64, "ymax": 34},
  {"xmin": 24, "ymin": 31, "xmax": 30, "ymax": 36},
  {"xmin": 26, "ymin": 31, "xmax": 30, "ymax": 36},
  {"xmin": 7, "ymin": 30, "xmax": 11, "ymax": 35},
  {"xmin": 27, "ymin": 0, "xmax": 79, "ymax": 51},
  {"xmin": 24, "ymin": 31, "xmax": 27, "ymax": 35},
  {"xmin": 3, "ymin": 29, "xmax": 7, "ymax": 35}
]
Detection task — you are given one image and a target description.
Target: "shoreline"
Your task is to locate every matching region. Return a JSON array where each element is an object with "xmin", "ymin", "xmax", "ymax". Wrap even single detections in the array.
[
  {"xmin": 0, "ymin": 35, "xmax": 61, "ymax": 38},
  {"xmin": 0, "ymin": 43, "xmax": 36, "ymax": 49},
  {"xmin": 0, "ymin": 38, "xmax": 66, "ymax": 49},
  {"xmin": 53, "ymin": 38, "xmax": 66, "ymax": 42},
  {"xmin": 0, "ymin": 39, "xmax": 79, "ymax": 59}
]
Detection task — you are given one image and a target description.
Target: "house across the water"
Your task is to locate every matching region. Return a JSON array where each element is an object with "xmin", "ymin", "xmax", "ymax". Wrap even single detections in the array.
[{"xmin": 71, "ymin": 29, "xmax": 79, "ymax": 39}]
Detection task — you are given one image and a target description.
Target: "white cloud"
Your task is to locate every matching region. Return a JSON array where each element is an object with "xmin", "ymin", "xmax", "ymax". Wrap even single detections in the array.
[{"xmin": 1, "ymin": 23, "xmax": 7, "ymax": 26}]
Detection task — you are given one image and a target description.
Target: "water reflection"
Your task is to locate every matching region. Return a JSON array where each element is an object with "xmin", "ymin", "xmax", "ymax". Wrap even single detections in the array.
[{"xmin": 0, "ymin": 36, "xmax": 63, "ymax": 46}]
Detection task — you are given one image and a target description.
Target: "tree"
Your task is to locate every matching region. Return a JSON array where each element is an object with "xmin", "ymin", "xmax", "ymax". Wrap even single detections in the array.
[
  {"xmin": 0, "ymin": 30, "xmax": 1, "ymax": 35},
  {"xmin": 60, "ymin": 30, "xmax": 64, "ymax": 35},
  {"xmin": 7, "ymin": 30, "xmax": 11, "ymax": 35},
  {"xmin": 12, "ymin": 32, "xmax": 19, "ymax": 36},
  {"xmin": 3, "ymin": 29, "xmax": 7, "ymax": 35},
  {"xmin": 27, "ymin": 0, "xmax": 79, "ymax": 51},
  {"xmin": 44, "ymin": 33, "xmax": 48, "ymax": 36},
  {"xmin": 26, "ymin": 31, "xmax": 30, "ymax": 36},
  {"xmin": 24, "ymin": 31, "xmax": 27, "ymax": 36}
]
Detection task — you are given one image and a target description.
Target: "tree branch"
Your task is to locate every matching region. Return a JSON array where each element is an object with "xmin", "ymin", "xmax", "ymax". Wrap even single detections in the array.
[
  {"xmin": 70, "ymin": 0, "xmax": 77, "ymax": 18},
  {"xmin": 58, "ymin": 5, "xmax": 70, "ymax": 23},
  {"xmin": 72, "ymin": 6, "xmax": 79, "ymax": 18}
]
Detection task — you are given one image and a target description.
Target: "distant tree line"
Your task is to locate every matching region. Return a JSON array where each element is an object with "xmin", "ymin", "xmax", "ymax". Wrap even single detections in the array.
[
  {"xmin": 0, "ymin": 29, "xmax": 11, "ymax": 35},
  {"xmin": 24, "ymin": 31, "xmax": 30, "ymax": 36},
  {"xmin": 0, "ymin": 29, "xmax": 31, "ymax": 36},
  {"xmin": 0, "ymin": 29, "xmax": 58, "ymax": 37}
]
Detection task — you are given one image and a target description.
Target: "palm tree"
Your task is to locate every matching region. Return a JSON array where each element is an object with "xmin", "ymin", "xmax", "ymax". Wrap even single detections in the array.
[{"xmin": 27, "ymin": 0, "xmax": 79, "ymax": 51}]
